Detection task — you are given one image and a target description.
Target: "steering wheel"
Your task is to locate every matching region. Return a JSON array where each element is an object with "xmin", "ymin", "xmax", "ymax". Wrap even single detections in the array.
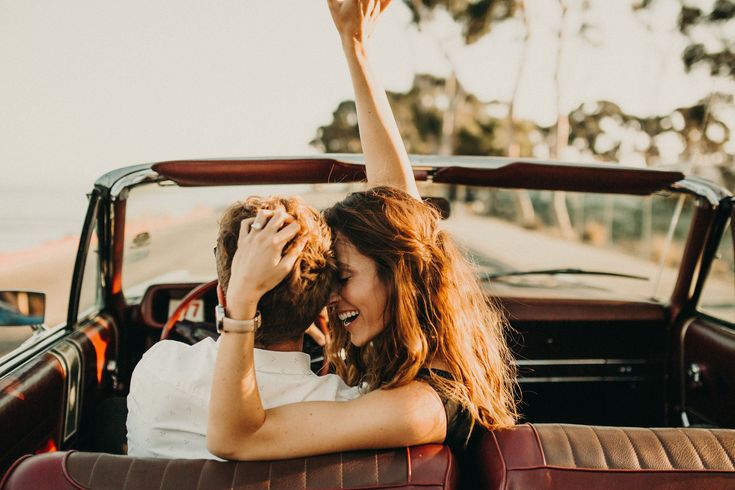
[
  {"xmin": 161, "ymin": 279, "xmax": 218, "ymax": 342},
  {"xmin": 161, "ymin": 279, "xmax": 329, "ymax": 374}
]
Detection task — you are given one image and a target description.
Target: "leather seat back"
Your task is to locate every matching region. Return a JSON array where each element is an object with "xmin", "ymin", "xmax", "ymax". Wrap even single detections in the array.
[
  {"xmin": 468, "ymin": 423, "xmax": 735, "ymax": 489},
  {"xmin": 0, "ymin": 444, "xmax": 457, "ymax": 490}
]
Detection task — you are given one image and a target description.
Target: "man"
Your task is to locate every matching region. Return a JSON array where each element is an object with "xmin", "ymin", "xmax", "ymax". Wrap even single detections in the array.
[{"xmin": 127, "ymin": 196, "xmax": 359, "ymax": 459}]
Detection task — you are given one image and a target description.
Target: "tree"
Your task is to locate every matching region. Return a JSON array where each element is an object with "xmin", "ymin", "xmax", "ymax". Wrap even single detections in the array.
[
  {"xmin": 403, "ymin": 0, "xmax": 520, "ymax": 44},
  {"xmin": 567, "ymin": 95, "xmax": 734, "ymax": 189},
  {"xmin": 676, "ymin": 0, "xmax": 735, "ymax": 77},
  {"xmin": 633, "ymin": 0, "xmax": 735, "ymax": 187},
  {"xmin": 311, "ymin": 74, "xmax": 526, "ymax": 156}
]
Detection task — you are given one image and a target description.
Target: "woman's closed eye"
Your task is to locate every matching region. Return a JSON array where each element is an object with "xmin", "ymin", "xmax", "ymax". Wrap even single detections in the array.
[{"xmin": 338, "ymin": 275, "xmax": 351, "ymax": 284}]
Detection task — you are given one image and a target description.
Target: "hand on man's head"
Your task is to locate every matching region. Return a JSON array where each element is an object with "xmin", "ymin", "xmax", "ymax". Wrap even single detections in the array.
[{"xmin": 225, "ymin": 207, "xmax": 307, "ymax": 319}]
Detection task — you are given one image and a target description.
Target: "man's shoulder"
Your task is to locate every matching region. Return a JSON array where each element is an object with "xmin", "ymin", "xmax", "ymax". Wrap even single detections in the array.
[
  {"xmin": 305, "ymin": 372, "xmax": 362, "ymax": 401},
  {"xmin": 136, "ymin": 338, "xmax": 216, "ymax": 375},
  {"xmin": 129, "ymin": 338, "xmax": 217, "ymax": 401}
]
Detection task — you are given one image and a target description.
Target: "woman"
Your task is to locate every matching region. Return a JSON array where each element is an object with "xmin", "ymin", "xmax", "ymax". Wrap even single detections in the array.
[{"xmin": 207, "ymin": 0, "xmax": 517, "ymax": 460}]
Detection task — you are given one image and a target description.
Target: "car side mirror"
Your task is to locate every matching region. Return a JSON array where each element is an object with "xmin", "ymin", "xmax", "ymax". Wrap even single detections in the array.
[{"xmin": 0, "ymin": 291, "xmax": 45, "ymax": 328}]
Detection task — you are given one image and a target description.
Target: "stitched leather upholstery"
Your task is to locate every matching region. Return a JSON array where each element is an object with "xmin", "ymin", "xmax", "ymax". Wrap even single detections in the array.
[
  {"xmin": 537, "ymin": 424, "xmax": 735, "ymax": 470},
  {"xmin": 0, "ymin": 445, "xmax": 457, "ymax": 490},
  {"xmin": 469, "ymin": 423, "xmax": 735, "ymax": 490}
]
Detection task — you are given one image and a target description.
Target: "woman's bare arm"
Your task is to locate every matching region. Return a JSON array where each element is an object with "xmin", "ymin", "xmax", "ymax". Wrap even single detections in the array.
[
  {"xmin": 208, "ymin": 381, "xmax": 446, "ymax": 460},
  {"xmin": 328, "ymin": 0, "xmax": 420, "ymax": 200}
]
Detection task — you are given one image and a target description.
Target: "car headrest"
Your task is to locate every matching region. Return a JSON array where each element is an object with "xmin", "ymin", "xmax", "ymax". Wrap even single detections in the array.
[
  {"xmin": 465, "ymin": 423, "xmax": 735, "ymax": 489},
  {"xmin": 0, "ymin": 444, "xmax": 458, "ymax": 490}
]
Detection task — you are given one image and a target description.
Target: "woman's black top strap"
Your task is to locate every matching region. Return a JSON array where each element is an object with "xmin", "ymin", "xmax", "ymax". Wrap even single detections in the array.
[{"xmin": 417, "ymin": 368, "xmax": 473, "ymax": 451}]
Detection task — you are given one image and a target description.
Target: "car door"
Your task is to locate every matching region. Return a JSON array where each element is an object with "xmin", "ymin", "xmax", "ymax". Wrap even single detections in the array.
[
  {"xmin": 679, "ymin": 197, "xmax": 735, "ymax": 427},
  {"xmin": 0, "ymin": 190, "xmax": 119, "ymax": 474}
]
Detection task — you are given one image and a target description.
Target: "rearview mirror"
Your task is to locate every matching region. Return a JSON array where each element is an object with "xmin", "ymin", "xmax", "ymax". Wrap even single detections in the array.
[
  {"xmin": 0, "ymin": 291, "xmax": 45, "ymax": 327},
  {"xmin": 423, "ymin": 197, "xmax": 451, "ymax": 220}
]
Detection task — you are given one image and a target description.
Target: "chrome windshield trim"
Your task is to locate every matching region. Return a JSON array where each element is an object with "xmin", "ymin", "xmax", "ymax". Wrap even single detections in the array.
[
  {"xmin": 109, "ymin": 169, "xmax": 164, "ymax": 199},
  {"xmin": 671, "ymin": 177, "xmax": 731, "ymax": 207}
]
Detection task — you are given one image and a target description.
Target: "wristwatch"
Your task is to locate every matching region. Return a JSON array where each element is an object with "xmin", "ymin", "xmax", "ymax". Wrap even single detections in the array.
[{"xmin": 215, "ymin": 304, "xmax": 261, "ymax": 334}]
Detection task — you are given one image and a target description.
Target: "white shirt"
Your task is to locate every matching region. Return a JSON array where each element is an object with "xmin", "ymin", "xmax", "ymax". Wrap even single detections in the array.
[{"xmin": 126, "ymin": 338, "xmax": 360, "ymax": 459}]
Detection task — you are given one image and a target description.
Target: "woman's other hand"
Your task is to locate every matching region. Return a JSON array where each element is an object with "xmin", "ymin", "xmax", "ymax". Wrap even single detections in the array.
[
  {"xmin": 225, "ymin": 208, "xmax": 307, "ymax": 318},
  {"xmin": 327, "ymin": 0, "xmax": 391, "ymax": 46}
]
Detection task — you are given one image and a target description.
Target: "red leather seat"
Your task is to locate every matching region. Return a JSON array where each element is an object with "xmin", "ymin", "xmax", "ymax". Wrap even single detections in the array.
[
  {"xmin": 0, "ymin": 444, "xmax": 457, "ymax": 490},
  {"xmin": 467, "ymin": 423, "xmax": 735, "ymax": 489}
]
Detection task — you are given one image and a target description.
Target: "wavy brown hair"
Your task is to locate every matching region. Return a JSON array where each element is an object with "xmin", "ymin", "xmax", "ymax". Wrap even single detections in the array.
[{"xmin": 324, "ymin": 186, "xmax": 518, "ymax": 431}]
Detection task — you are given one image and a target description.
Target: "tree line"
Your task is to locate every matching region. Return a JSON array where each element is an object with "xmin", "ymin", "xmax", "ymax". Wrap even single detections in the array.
[{"xmin": 312, "ymin": 0, "xmax": 734, "ymax": 192}]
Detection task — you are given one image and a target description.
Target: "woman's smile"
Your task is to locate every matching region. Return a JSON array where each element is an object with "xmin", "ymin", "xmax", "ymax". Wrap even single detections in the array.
[
  {"xmin": 333, "ymin": 237, "xmax": 388, "ymax": 346},
  {"xmin": 338, "ymin": 310, "xmax": 360, "ymax": 328}
]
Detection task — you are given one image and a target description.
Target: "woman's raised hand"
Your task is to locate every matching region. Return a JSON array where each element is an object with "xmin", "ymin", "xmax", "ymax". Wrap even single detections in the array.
[
  {"xmin": 225, "ymin": 208, "xmax": 307, "ymax": 318},
  {"xmin": 327, "ymin": 0, "xmax": 391, "ymax": 46}
]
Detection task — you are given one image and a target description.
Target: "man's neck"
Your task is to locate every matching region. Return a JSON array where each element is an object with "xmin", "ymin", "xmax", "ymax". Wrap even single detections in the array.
[{"xmin": 259, "ymin": 337, "xmax": 304, "ymax": 352}]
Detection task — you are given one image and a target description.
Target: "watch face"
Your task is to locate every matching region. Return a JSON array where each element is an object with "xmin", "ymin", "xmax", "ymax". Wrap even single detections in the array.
[{"xmin": 215, "ymin": 304, "xmax": 226, "ymax": 333}]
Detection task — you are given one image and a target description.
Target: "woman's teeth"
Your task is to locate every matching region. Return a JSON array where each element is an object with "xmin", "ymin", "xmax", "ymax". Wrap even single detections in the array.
[{"xmin": 338, "ymin": 310, "xmax": 359, "ymax": 327}]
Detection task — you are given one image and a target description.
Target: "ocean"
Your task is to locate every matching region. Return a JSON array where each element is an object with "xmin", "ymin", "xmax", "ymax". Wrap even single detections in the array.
[
  {"xmin": 0, "ymin": 186, "xmax": 89, "ymax": 253},
  {"xmin": 0, "ymin": 182, "xmax": 325, "ymax": 254}
]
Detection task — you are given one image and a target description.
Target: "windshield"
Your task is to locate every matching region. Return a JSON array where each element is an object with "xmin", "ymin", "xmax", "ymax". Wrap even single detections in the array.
[
  {"xmin": 434, "ymin": 186, "xmax": 694, "ymax": 301},
  {"xmin": 123, "ymin": 182, "xmax": 695, "ymax": 302}
]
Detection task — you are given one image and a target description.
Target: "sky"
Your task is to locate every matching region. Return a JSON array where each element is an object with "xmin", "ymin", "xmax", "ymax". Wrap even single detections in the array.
[{"xmin": 0, "ymin": 0, "xmax": 721, "ymax": 251}]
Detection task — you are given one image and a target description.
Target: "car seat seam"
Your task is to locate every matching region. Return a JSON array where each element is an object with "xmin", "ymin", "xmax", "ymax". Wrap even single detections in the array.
[
  {"xmin": 158, "ymin": 459, "xmax": 172, "ymax": 490},
  {"xmin": 88, "ymin": 453, "xmax": 103, "ymax": 487},
  {"xmin": 303, "ymin": 455, "xmax": 307, "ymax": 490},
  {"xmin": 194, "ymin": 460, "xmax": 206, "ymax": 490},
  {"xmin": 528, "ymin": 423, "xmax": 547, "ymax": 466},
  {"xmin": 374, "ymin": 450, "xmax": 379, "ymax": 485},
  {"xmin": 619, "ymin": 428, "xmax": 642, "ymax": 470},
  {"xmin": 121, "ymin": 458, "xmax": 135, "ymax": 490},
  {"xmin": 679, "ymin": 428, "xmax": 706, "ymax": 469},
  {"xmin": 340, "ymin": 451, "xmax": 344, "ymax": 488},
  {"xmin": 651, "ymin": 429, "xmax": 674, "ymax": 470},
  {"xmin": 708, "ymin": 429, "xmax": 735, "ymax": 470},
  {"xmin": 589, "ymin": 426, "xmax": 610, "ymax": 469},
  {"xmin": 61, "ymin": 452, "xmax": 87, "ymax": 490},
  {"xmin": 559, "ymin": 424, "xmax": 577, "ymax": 467},
  {"xmin": 230, "ymin": 461, "xmax": 240, "ymax": 488}
]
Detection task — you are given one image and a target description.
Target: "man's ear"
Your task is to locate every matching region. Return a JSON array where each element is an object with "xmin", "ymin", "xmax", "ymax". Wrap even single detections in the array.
[{"xmin": 216, "ymin": 283, "xmax": 226, "ymax": 306}]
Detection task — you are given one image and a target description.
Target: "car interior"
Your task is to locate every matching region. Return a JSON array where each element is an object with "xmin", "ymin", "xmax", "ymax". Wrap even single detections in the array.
[{"xmin": 1, "ymin": 157, "xmax": 734, "ymax": 489}]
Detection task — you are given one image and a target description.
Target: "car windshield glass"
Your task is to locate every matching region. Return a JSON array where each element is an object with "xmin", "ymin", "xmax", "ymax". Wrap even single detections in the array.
[
  {"xmin": 123, "ymin": 181, "xmax": 695, "ymax": 302},
  {"xmin": 428, "ymin": 185, "xmax": 695, "ymax": 301}
]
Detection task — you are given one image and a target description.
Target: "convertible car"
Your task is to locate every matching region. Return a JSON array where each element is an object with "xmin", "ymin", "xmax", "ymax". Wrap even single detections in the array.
[{"xmin": 1, "ymin": 156, "xmax": 734, "ymax": 489}]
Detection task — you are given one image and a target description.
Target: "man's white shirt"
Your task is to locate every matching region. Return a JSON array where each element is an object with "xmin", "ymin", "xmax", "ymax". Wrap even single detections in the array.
[{"xmin": 127, "ymin": 338, "xmax": 360, "ymax": 459}]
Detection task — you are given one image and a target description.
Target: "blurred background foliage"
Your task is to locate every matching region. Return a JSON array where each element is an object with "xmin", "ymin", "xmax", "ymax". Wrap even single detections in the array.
[{"xmin": 312, "ymin": 0, "xmax": 735, "ymax": 190}]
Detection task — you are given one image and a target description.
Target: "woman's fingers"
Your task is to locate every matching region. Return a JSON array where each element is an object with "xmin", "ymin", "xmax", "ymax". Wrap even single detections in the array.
[
  {"xmin": 239, "ymin": 217, "xmax": 257, "ymax": 239},
  {"xmin": 251, "ymin": 209, "xmax": 275, "ymax": 231},
  {"xmin": 279, "ymin": 235, "xmax": 308, "ymax": 273},
  {"xmin": 305, "ymin": 324, "xmax": 327, "ymax": 346},
  {"xmin": 263, "ymin": 207, "xmax": 292, "ymax": 233},
  {"xmin": 273, "ymin": 221, "xmax": 301, "ymax": 247}
]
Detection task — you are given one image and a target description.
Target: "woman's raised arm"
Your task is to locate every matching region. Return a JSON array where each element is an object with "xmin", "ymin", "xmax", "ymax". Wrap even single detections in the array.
[{"xmin": 328, "ymin": 0, "xmax": 420, "ymax": 200}]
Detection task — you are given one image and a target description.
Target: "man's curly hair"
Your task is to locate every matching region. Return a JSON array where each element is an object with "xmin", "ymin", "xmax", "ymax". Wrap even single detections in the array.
[{"xmin": 216, "ymin": 196, "xmax": 336, "ymax": 346}]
